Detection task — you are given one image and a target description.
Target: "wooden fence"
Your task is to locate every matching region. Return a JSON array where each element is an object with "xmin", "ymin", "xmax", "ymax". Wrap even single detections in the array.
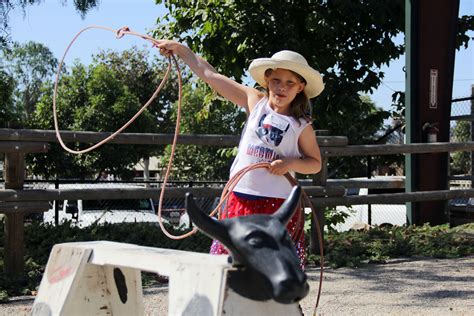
[{"xmin": 2, "ymin": 127, "xmax": 474, "ymax": 276}]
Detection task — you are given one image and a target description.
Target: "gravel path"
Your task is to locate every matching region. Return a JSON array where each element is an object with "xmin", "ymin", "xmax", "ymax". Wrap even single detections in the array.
[{"xmin": 2, "ymin": 255, "xmax": 473, "ymax": 315}]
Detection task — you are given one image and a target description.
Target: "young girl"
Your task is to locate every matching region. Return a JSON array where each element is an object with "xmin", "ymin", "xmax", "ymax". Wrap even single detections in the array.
[{"xmin": 157, "ymin": 41, "xmax": 324, "ymax": 267}]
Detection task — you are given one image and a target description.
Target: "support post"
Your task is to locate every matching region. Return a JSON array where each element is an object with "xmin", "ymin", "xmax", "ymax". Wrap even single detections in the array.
[
  {"xmin": 311, "ymin": 156, "xmax": 327, "ymax": 255},
  {"xmin": 3, "ymin": 152, "xmax": 26, "ymax": 277},
  {"xmin": 405, "ymin": 0, "xmax": 459, "ymax": 225}
]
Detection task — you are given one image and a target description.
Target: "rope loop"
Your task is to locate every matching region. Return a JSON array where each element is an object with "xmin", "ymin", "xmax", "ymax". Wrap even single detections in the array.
[{"xmin": 116, "ymin": 26, "xmax": 130, "ymax": 39}]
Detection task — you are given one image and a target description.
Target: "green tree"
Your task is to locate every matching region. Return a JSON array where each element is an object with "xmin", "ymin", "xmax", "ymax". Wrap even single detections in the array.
[
  {"xmin": 0, "ymin": 69, "xmax": 19, "ymax": 127},
  {"xmin": 92, "ymin": 48, "xmax": 177, "ymax": 133},
  {"xmin": 1, "ymin": 41, "xmax": 58, "ymax": 121},
  {"xmin": 154, "ymin": 0, "xmax": 403, "ymax": 144},
  {"xmin": 154, "ymin": 1, "xmax": 473, "ymax": 139},
  {"xmin": 161, "ymin": 81, "xmax": 246, "ymax": 181},
  {"xmin": 28, "ymin": 48, "xmax": 171, "ymax": 179}
]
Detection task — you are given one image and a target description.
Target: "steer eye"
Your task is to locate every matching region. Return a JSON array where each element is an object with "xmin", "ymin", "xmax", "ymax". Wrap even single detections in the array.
[
  {"xmin": 245, "ymin": 231, "xmax": 267, "ymax": 248},
  {"xmin": 248, "ymin": 236, "xmax": 263, "ymax": 247}
]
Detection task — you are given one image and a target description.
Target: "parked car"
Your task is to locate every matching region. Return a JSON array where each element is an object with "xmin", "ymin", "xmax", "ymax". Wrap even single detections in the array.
[
  {"xmin": 43, "ymin": 183, "xmax": 159, "ymax": 227},
  {"xmin": 334, "ymin": 182, "xmax": 407, "ymax": 232}
]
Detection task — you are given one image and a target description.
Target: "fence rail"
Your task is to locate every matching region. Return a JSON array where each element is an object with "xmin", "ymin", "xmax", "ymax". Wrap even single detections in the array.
[{"xmin": 0, "ymin": 128, "xmax": 348, "ymax": 147}]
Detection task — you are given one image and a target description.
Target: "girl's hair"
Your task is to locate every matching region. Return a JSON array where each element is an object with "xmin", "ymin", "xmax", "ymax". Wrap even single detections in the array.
[{"xmin": 264, "ymin": 69, "xmax": 312, "ymax": 123}]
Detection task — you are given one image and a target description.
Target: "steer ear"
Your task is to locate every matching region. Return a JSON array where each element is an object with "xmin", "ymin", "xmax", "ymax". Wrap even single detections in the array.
[
  {"xmin": 185, "ymin": 193, "xmax": 231, "ymax": 245},
  {"xmin": 273, "ymin": 186, "xmax": 302, "ymax": 225}
]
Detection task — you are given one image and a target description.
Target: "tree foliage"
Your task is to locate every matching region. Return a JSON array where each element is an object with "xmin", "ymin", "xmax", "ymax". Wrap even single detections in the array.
[
  {"xmin": 28, "ymin": 48, "xmax": 173, "ymax": 179},
  {"xmin": 161, "ymin": 80, "xmax": 246, "ymax": 181},
  {"xmin": 0, "ymin": 69, "xmax": 18, "ymax": 127},
  {"xmin": 451, "ymin": 120, "xmax": 471, "ymax": 175},
  {"xmin": 154, "ymin": 0, "xmax": 403, "ymax": 143},
  {"xmin": 1, "ymin": 41, "xmax": 58, "ymax": 121}
]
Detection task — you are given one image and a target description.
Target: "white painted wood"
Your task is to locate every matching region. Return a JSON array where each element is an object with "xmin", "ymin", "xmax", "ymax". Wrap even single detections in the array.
[
  {"xmin": 32, "ymin": 244, "xmax": 93, "ymax": 315},
  {"xmin": 60, "ymin": 263, "xmax": 112, "ymax": 315},
  {"xmin": 32, "ymin": 241, "xmax": 303, "ymax": 316}
]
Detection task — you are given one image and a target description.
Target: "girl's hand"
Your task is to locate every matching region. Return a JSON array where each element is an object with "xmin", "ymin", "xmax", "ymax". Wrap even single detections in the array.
[
  {"xmin": 268, "ymin": 159, "xmax": 292, "ymax": 176},
  {"xmin": 155, "ymin": 40, "xmax": 182, "ymax": 57}
]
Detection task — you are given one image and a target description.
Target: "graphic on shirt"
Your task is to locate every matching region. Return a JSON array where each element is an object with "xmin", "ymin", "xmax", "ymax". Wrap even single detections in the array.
[{"xmin": 255, "ymin": 114, "xmax": 290, "ymax": 147}]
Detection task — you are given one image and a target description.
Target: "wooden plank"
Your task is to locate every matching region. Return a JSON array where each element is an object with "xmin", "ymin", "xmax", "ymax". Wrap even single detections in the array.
[
  {"xmin": 322, "ymin": 142, "xmax": 474, "ymax": 157},
  {"xmin": 0, "ymin": 141, "xmax": 49, "ymax": 153},
  {"xmin": 450, "ymin": 114, "xmax": 474, "ymax": 121},
  {"xmin": 0, "ymin": 201, "xmax": 50, "ymax": 214},
  {"xmin": 4, "ymin": 213, "xmax": 24, "ymax": 276},
  {"xmin": 312, "ymin": 157, "xmax": 328, "ymax": 186},
  {"xmin": 4, "ymin": 152, "xmax": 25, "ymax": 188},
  {"xmin": 300, "ymin": 177, "xmax": 406, "ymax": 189},
  {"xmin": 3, "ymin": 152, "xmax": 25, "ymax": 276},
  {"xmin": 310, "ymin": 189, "xmax": 474, "ymax": 207},
  {"xmin": 0, "ymin": 186, "xmax": 344, "ymax": 202},
  {"xmin": 326, "ymin": 177, "xmax": 405, "ymax": 189},
  {"xmin": 0, "ymin": 128, "xmax": 346, "ymax": 147}
]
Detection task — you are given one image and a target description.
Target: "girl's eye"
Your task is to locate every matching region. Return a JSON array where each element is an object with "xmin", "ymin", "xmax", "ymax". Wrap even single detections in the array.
[{"xmin": 272, "ymin": 79, "xmax": 280, "ymax": 83}]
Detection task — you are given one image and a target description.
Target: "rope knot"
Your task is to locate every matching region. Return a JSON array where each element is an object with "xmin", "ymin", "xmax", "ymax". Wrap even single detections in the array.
[{"xmin": 116, "ymin": 26, "xmax": 130, "ymax": 39}]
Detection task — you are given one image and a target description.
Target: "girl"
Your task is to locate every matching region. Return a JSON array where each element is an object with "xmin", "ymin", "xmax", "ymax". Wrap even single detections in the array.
[{"xmin": 157, "ymin": 41, "xmax": 324, "ymax": 267}]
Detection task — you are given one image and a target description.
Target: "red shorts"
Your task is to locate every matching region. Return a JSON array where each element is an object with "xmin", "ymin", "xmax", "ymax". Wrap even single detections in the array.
[{"xmin": 209, "ymin": 191, "xmax": 306, "ymax": 268}]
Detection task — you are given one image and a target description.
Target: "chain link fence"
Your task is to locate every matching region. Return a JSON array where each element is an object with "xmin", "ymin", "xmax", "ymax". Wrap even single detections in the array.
[
  {"xmin": 450, "ymin": 96, "xmax": 474, "ymax": 180},
  {"xmin": 23, "ymin": 180, "xmax": 222, "ymax": 229}
]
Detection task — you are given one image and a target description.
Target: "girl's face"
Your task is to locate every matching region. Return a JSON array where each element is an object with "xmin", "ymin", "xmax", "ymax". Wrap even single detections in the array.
[{"xmin": 264, "ymin": 68, "xmax": 305, "ymax": 115}]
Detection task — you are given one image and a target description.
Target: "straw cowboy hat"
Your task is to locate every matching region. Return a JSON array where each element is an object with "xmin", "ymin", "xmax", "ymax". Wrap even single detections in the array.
[{"xmin": 248, "ymin": 50, "xmax": 324, "ymax": 98}]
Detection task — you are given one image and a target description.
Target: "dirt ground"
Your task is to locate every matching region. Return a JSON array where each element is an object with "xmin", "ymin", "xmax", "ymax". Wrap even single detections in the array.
[{"xmin": 1, "ymin": 255, "xmax": 473, "ymax": 315}]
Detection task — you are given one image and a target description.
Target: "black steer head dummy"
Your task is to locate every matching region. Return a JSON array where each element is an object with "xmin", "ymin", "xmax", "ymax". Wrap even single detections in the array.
[{"xmin": 185, "ymin": 186, "xmax": 309, "ymax": 304}]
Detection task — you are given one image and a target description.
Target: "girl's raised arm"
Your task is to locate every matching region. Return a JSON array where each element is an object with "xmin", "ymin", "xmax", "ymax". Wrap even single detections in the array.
[{"xmin": 156, "ymin": 40, "xmax": 262, "ymax": 113}]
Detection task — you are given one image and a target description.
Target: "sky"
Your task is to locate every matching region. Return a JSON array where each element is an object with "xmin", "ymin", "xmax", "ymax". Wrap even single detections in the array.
[{"xmin": 6, "ymin": 0, "xmax": 474, "ymax": 115}]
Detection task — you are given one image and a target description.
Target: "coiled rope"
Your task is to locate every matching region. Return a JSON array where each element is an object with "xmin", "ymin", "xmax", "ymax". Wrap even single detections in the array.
[{"xmin": 53, "ymin": 25, "xmax": 323, "ymax": 313}]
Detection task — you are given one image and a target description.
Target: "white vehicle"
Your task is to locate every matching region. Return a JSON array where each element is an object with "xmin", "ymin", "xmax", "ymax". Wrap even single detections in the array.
[
  {"xmin": 334, "ymin": 186, "xmax": 407, "ymax": 232},
  {"xmin": 44, "ymin": 183, "xmax": 159, "ymax": 227}
]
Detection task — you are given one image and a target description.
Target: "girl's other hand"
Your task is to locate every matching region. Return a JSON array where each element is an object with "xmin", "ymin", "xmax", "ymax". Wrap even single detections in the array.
[{"xmin": 268, "ymin": 159, "xmax": 292, "ymax": 176}]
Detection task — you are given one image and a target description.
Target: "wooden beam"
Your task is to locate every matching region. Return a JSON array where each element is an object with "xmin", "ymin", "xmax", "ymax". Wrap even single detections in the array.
[
  {"xmin": 0, "ymin": 186, "xmax": 345, "ymax": 202},
  {"xmin": 0, "ymin": 141, "xmax": 49, "ymax": 153},
  {"xmin": 322, "ymin": 142, "xmax": 474, "ymax": 157},
  {"xmin": 326, "ymin": 178, "xmax": 405, "ymax": 189},
  {"xmin": 3, "ymin": 152, "xmax": 26, "ymax": 276},
  {"xmin": 0, "ymin": 128, "xmax": 347, "ymax": 147},
  {"xmin": 310, "ymin": 189, "xmax": 474, "ymax": 208},
  {"xmin": 0, "ymin": 201, "xmax": 50, "ymax": 214}
]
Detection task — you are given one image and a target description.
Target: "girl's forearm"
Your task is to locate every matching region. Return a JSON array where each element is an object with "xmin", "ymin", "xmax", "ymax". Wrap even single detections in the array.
[
  {"xmin": 289, "ymin": 157, "xmax": 322, "ymax": 175},
  {"xmin": 174, "ymin": 45, "xmax": 218, "ymax": 81}
]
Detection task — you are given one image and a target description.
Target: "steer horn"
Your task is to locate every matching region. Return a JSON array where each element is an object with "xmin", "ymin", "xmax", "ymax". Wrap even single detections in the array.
[
  {"xmin": 272, "ymin": 186, "xmax": 302, "ymax": 225},
  {"xmin": 185, "ymin": 192, "xmax": 232, "ymax": 247}
]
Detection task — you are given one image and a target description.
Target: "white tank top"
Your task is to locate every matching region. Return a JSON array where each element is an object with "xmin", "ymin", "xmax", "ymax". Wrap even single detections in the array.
[{"xmin": 229, "ymin": 97, "xmax": 311, "ymax": 199}]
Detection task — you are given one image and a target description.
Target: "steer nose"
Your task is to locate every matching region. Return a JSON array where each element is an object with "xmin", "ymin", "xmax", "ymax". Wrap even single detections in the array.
[{"xmin": 273, "ymin": 275, "xmax": 309, "ymax": 304}]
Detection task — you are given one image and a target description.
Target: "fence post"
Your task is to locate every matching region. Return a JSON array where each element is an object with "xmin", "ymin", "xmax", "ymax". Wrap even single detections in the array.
[
  {"xmin": 471, "ymin": 85, "xmax": 474, "ymax": 187},
  {"xmin": 3, "ymin": 152, "xmax": 26, "ymax": 277},
  {"xmin": 310, "ymin": 156, "xmax": 327, "ymax": 255},
  {"xmin": 55, "ymin": 178, "xmax": 59, "ymax": 226},
  {"xmin": 367, "ymin": 155, "xmax": 372, "ymax": 225}
]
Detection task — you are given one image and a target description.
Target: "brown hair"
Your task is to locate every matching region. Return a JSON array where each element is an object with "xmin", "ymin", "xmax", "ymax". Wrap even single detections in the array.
[{"xmin": 264, "ymin": 69, "xmax": 312, "ymax": 123}]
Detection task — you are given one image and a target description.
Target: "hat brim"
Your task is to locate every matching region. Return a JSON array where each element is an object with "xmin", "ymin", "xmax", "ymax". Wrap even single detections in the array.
[{"xmin": 248, "ymin": 58, "xmax": 324, "ymax": 98}]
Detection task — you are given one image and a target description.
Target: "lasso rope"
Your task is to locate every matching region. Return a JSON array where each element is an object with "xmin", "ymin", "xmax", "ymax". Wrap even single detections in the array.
[{"xmin": 53, "ymin": 26, "xmax": 323, "ymax": 313}]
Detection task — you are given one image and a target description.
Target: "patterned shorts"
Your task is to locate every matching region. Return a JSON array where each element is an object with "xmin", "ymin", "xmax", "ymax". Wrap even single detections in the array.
[{"xmin": 209, "ymin": 191, "xmax": 306, "ymax": 269}]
